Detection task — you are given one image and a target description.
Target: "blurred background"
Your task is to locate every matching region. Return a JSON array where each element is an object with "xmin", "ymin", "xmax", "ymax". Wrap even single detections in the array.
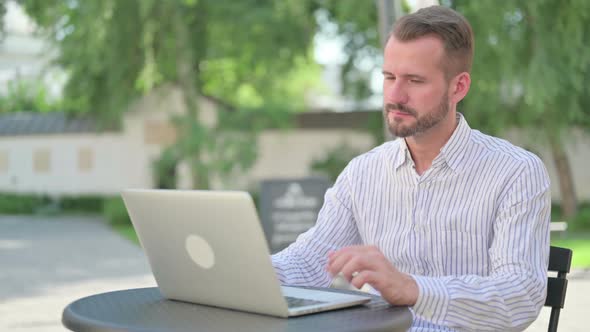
[{"xmin": 0, "ymin": 0, "xmax": 588, "ymax": 331}]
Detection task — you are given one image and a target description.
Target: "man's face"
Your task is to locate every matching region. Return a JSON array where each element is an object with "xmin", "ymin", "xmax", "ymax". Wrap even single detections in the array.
[{"xmin": 382, "ymin": 35, "xmax": 451, "ymax": 138}]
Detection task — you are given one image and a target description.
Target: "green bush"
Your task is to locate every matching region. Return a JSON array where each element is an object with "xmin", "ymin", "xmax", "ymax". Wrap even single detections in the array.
[
  {"xmin": 0, "ymin": 193, "xmax": 130, "ymax": 228},
  {"xmin": 310, "ymin": 144, "xmax": 361, "ymax": 182},
  {"xmin": 552, "ymin": 202, "xmax": 590, "ymax": 231},
  {"xmin": 103, "ymin": 197, "xmax": 132, "ymax": 226},
  {"xmin": 0, "ymin": 194, "xmax": 51, "ymax": 214},
  {"xmin": 0, "ymin": 193, "xmax": 106, "ymax": 215},
  {"xmin": 551, "ymin": 203, "xmax": 563, "ymax": 221},
  {"xmin": 568, "ymin": 206, "xmax": 590, "ymax": 231},
  {"xmin": 152, "ymin": 147, "xmax": 179, "ymax": 189},
  {"xmin": 365, "ymin": 111, "xmax": 385, "ymax": 145},
  {"xmin": 60, "ymin": 196, "xmax": 104, "ymax": 213}
]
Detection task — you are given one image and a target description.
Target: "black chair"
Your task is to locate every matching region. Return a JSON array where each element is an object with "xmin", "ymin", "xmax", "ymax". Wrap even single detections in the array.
[{"xmin": 545, "ymin": 246, "xmax": 573, "ymax": 332}]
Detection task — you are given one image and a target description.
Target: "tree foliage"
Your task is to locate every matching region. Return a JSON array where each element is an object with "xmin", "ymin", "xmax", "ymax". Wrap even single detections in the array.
[
  {"xmin": 316, "ymin": 1, "xmax": 381, "ymax": 99},
  {"xmin": 450, "ymin": 0, "xmax": 590, "ymax": 217},
  {"xmin": 0, "ymin": 80, "xmax": 61, "ymax": 113},
  {"xmin": 19, "ymin": 0, "xmax": 321, "ymax": 122},
  {"xmin": 313, "ymin": 0, "xmax": 411, "ymax": 100},
  {"xmin": 17, "ymin": 0, "xmax": 324, "ymax": 188},
  {"xmin": 449, "ymin": 0, "xmax": 590, "ymax": 133}
]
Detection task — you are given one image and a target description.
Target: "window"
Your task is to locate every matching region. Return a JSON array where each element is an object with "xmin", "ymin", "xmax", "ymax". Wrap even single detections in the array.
[
  {"xmin": 144, "ymin": 120, "xmax": 177, "ymax": 145},
  {"xmin": 78, "ymin": 147, "xmax": 94, "ymax": 172},
  {"xmin": 33, "ymin": 148, "xmax": 51, "ymax": 173},
  {"xmin": 0, "ymin": 150, "xmax": 8, "ymax": 173}
]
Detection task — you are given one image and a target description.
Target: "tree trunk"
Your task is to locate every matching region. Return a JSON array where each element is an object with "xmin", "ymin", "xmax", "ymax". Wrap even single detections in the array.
[
  {"xmin": 548, "ymin": 133, "xmax": 577, "ymax": 218},
  {"xmin": 173, "ymin": 2, "xmax": 209, "ymax": 189},
  {"xmin": 376, "ymin": 0, "xmax": 401, "ymax": 142}
]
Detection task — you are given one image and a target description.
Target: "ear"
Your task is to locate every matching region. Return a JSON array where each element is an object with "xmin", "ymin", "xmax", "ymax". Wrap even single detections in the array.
[{"xmin": 449, "ymin": 72, "xmax": 471, "ymax": 104}]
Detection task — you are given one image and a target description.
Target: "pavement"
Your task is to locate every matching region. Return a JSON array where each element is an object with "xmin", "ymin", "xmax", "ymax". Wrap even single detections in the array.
[
  {"xmin": 527, "ymin": 269, "xmax": 590, "ymax": 332},
  {"xmin": 0, "ymin": 215, "xmax": 588, "ymax": 331},
  {"xmin": 0, "ymin": 215, "xmax": 155, "ymax": 331}
]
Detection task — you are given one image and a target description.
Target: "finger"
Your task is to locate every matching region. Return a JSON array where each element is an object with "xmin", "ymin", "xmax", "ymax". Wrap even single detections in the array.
[
  {"xmin": 350, "ymin": 270, "xmax": 377, "ymax": 289},
  {"xmin": 340, "ymin": 256, "xmax": 366, "ymax": 282},
  {"xmin": 326, "ymin": 249, "xmax": 353, "ymax": 276},
  {"xmin": 358, "ymin": 247, "xmax": 389, "ymax": 272},
  {"xmin": 326, "ymin": 249, "xmax": 340, "ymax": 266},
  {"xmin": 331, "ymin": 245, "xmax": 368, "ymax": 258},
  {"xmin": 327, "ymin": 246, "xmax": 377, "ymax": 276}
]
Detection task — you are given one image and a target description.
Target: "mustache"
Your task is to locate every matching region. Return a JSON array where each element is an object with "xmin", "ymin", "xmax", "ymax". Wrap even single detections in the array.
[{"xmin": 385, "ymin": 103, "xmax": 417, "ymax": 117}]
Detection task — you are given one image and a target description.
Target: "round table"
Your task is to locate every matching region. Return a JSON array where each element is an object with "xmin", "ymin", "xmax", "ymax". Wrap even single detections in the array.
[{"xmin": 62, "ymin": 287, "xmax": 413, "ymax": 332}]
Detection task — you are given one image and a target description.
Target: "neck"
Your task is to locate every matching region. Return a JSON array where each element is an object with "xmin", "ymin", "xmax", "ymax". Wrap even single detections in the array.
[{"xmin": 405, "ymin": 111, "xmax": 458, "ymax": 175}]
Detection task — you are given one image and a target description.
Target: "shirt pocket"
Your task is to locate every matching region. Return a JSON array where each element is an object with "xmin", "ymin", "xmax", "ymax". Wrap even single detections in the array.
[
  {"xmin": 425, "ymin": 207, "xmax": 492, "ymax": 275},
  {"xmin": 430, "ymin": 229, "xmax": 490, "ymax": 275}
]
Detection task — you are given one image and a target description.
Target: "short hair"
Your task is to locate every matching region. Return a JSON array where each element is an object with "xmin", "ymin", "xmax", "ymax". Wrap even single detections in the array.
[{"xmin": 391, "ymin": 5, "xmax": 474, "ymax": 79}]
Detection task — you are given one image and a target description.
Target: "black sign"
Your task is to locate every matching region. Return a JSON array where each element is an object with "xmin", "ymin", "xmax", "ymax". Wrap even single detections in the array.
[{"xmin": 260, "ymin": 177, "xmax": 331, "ymax": 253}]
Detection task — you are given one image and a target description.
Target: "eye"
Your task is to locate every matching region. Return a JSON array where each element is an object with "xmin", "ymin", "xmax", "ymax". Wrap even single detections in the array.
[{"xmin": 410, "ymin": 79, "xmax": 423, "ymax": 83}]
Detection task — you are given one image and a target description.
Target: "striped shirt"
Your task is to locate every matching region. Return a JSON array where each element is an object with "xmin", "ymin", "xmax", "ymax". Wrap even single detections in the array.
[{"xmin": 272, "ymin": 113, "xmax": 551, "ymax": 331}]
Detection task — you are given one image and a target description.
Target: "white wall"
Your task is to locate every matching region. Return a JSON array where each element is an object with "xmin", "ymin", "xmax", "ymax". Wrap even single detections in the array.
[
  {"xmin": 240, "ymin": 129, "xmax": 374, "ymax": 186},
  {"xmin": 0, "ymin": 133, "xmax": 135, "ymax": 195},
  {"xmin": 0, "ymin": 128, "xmax": 375, "ymax": 196}
]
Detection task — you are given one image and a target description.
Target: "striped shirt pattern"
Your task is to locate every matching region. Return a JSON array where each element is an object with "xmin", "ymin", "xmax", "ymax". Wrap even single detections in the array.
[{"xmin": 272, "ymin": 114, "xmax": 551, "ymax": 331}]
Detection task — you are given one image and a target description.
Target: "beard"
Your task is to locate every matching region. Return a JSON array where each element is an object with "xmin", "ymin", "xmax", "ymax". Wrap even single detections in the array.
[{"xmin": 384, "ymin": 93, "xmax": 450, "ymax": 138}]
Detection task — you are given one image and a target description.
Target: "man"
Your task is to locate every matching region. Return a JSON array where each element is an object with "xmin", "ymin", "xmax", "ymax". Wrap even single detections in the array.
[{"xmin": 272, "ymin": 5, "xmax": 550, "ymax": 332}]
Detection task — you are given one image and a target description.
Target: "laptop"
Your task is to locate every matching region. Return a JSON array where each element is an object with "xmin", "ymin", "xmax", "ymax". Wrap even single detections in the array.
[{"xmin": 121, "ymin": 189, "xmax": 371, "ymax": 317}]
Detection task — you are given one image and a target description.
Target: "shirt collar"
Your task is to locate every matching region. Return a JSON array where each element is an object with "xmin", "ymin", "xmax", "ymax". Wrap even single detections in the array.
[
  {"xmin": 391, "ymin": 113, "xmax": 471, "ymax": 172},
  {"xmin": 392, "ymin": 136, "xmax": 411, "ymax": 170},
  {"xmin": 438, "ymin": 112, "xmax": 471, "ymax": 172}
]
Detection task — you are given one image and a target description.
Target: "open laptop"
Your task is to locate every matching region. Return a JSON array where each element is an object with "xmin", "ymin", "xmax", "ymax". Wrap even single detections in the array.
[{"xmin": 121, "ymin": 189, "xmax": 371, "ymax": 317}]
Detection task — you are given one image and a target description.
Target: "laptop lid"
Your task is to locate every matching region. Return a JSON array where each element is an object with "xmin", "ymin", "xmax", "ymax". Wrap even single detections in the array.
[
  {"xmin": 122, "ymin": 189, "xmax": 292, "ymax": 316},
  {"xmin": 121, "ymin": 189, "xmax": 370, "ymax": 317}
]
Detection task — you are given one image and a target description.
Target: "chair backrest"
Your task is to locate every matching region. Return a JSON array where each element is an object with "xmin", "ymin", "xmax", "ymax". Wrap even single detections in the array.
[{"xmin": 544, "ymin": 246, "xmax": 573, "ymax": 332}]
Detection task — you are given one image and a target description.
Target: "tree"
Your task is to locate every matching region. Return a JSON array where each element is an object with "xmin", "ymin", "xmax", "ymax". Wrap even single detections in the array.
[
  {"xmin": 0, "ymin": 80, "xmax": 61, "ymax": 113},
  {"xmin": 449, "ymin": 0, "xmax": 590, "ymax": 218},
  {"xmin": 17, "ymin": 0, "xmax": 323, "ymax": 189}
]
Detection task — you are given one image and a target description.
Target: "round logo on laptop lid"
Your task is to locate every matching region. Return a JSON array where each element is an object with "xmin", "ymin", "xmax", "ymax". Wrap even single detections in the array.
[{"xmin": 185, "ymin": 234, "xmax": 215, "ymax": 269}]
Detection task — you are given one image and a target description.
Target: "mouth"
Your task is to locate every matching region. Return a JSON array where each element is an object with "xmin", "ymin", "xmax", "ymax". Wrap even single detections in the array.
[{"xmin": 388, "ymin": 110, "xmax": 414, "ymax": 118}]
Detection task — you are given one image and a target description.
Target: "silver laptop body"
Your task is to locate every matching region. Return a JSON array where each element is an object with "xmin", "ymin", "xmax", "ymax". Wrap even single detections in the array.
[{"xmin": 121, "ymin": 189, "xmax": 371, "ymax": 317}]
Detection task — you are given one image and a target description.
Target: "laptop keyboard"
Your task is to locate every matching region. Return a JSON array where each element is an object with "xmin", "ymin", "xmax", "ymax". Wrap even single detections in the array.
[{"xmin": 285, "ymin": 296, "xmax": 327, "ymax": 308}]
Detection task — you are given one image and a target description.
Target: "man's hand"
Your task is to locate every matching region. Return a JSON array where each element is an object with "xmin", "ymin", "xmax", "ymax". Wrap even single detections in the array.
[{"xmin": 327, "ymin": 245, "xmax": 419, "ymax": 306}]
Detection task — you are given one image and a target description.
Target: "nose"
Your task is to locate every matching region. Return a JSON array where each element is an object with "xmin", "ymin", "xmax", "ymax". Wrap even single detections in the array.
[{"xmin": 385, "ymin": 80, "xmax": 409, "ymax": 105}]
